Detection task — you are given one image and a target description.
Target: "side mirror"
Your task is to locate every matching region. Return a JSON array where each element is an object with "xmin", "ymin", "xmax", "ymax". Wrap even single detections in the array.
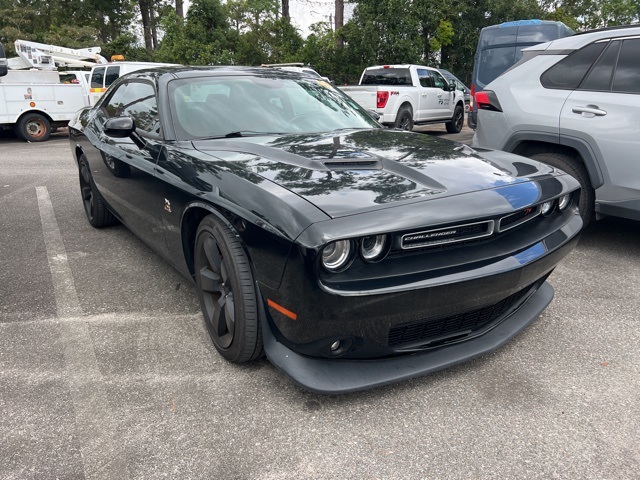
[
  {"xmin": 104, "ymin": 116, "xmax": 135, "ymax": 138},
  {"xmin": 448, "ymin": 80, "xmax": 457, "ymax": 92},
  {"xmin": 104, "ymin": 116, "xmax": 146, "ymax": 148}
]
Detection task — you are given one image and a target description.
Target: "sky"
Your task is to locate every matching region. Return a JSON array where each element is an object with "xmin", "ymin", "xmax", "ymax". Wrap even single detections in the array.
[
  {"xmin": 183, "ymin": 0, "xmax": 354, "ymax": 38},
  {"xmin": 290, "ymin": 0, "xmax": 354, "ymax": 37}
]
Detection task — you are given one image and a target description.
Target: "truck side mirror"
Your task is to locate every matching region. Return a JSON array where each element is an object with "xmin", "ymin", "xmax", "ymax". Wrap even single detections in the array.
[{"xmin": 448, "ymin": 80, "xmax": 457, "ymax": 92}]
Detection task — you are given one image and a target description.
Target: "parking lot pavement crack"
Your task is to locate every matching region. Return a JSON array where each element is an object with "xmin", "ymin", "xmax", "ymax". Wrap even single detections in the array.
[{"xmin": 36, "ymin": 186, "xmax": 129, "ymax": 480}]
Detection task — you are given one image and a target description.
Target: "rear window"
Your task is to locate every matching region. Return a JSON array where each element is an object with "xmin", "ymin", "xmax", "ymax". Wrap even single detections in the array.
[
  {"xmin": 361, "ymin": 68, "xmax": 412, "ymax": 86},
  {"xmin": 541, "ymin": 42, "xmax": 607, "ymax": 90},
  {"xmin": 478, "ymin": 47, "xmax": 518, "ymax": 86},
  {"xmin": 59, "ymin": 73, "xmax": 79, "ymax": 84},
  {"xmin": 105, "ymin": 66, "xmax": 120, "ymax": 87},
  {"xmin": 91, "ymin": 67, "xmax": 105, "ymax": 88},
  {"xmin": 479, "ymin": 22, "xmax": 573, "ymax": 48},
  {"xmin": 612, "ymin": 38, "xmax": 640, "ymax": 93}
]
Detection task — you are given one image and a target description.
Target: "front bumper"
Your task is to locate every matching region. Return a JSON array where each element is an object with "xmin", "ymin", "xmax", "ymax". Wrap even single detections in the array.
[{"xmin": 262, "ymin": 281, "xmax": 554, "ymax": 394}]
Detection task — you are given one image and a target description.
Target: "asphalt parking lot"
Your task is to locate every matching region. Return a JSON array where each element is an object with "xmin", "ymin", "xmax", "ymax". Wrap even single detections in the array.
[{"xmin": 1, "ymin": 131, "xmax": 638, "ymax": 479}]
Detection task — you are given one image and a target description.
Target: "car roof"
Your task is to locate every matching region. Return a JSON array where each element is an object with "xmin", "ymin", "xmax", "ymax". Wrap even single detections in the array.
[
  {"xmin": 123, "ymin": 65, "xmax": 318, "ymax": 81},
  {"xmin": 525, "ymin": 24, "xmax": 640, "ymax": 51}
]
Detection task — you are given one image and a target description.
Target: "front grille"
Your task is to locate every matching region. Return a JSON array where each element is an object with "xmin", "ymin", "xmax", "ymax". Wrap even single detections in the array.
[
  {"xmin": 400, "ymin": 220, "xmax": 494, "ymax": 249},
  {"xmin": 498, "ymin": 205, "xmax": 541, "ymax": 231},
  {"xmin": 388, "ymin": 282, "xmax": 536, "ymax": 348}
]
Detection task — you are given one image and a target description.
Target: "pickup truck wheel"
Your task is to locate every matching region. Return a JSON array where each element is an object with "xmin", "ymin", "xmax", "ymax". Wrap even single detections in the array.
[
  {"xmin": 16, "ymin": 113, "xmax": 51, "ymax": 142},
  {"xmin": 446, "ymin": 105, "xmax": 464, "ymax": 134},
  {"xmin": 530, "ymin": 152, "xmax": 595, "ymax": 227},
  {"xmin": 394, "ymin": 107, "xmax": 414, "ymax": 131}
]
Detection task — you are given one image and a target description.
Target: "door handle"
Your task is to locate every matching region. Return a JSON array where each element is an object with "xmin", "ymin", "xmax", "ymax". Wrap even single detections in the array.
[{"xmin": 572, "ymin": 105, "xmax": 607, "ymax": 117}]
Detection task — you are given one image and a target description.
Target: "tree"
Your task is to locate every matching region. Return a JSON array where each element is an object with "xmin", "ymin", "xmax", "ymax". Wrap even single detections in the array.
[
  {"xmin": 156, "ymin": 0, "xmax": 238, "ymax": 65},
  {"xmin": 335, "ymin": 0, "xmax": 344, "ymax": 46}
]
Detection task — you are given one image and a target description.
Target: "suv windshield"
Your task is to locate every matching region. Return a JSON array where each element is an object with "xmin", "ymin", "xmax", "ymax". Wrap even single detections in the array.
[{"xmin": 169, "ymin": 76, "xmax": 381, "ymax": 140}]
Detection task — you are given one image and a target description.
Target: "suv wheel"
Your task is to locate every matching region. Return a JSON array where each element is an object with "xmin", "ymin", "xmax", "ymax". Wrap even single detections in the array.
[{"xmin": 530, "ymin": 152, "xmax": 595, "ymax": 226}]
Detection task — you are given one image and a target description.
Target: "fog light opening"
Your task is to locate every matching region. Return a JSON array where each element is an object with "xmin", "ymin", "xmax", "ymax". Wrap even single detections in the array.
[{"xmin": 326, "ymin": 338, "xmax": 353, "ymax": 357}]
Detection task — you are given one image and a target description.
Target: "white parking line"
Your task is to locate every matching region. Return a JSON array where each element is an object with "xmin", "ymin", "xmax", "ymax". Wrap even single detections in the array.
[{"xmin": 36, "ymin": 186, "xmax": 128, "ymax": 480}]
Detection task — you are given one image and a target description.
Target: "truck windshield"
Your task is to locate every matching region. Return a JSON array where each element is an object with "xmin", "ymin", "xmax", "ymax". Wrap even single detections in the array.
[{"xmin": 361, "ymin": 68, "xmax": 412, "ymax": 86}]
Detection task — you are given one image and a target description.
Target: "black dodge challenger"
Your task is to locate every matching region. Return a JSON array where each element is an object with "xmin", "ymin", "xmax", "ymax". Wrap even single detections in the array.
[{"xmin": 69, "ymin": 66, "xmax": 582, "ymax": 393}]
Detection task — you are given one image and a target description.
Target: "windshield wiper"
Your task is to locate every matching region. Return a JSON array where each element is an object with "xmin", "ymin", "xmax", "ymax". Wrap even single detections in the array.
[{"xmin": 224, "ymin": 130, "xmax": 286, "ymax": 138}]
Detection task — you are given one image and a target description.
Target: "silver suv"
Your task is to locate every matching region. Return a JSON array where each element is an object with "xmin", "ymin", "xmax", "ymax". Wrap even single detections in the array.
[{"xmin": 473, "ymin": 25, "xmax": 640, "ymax": 226}]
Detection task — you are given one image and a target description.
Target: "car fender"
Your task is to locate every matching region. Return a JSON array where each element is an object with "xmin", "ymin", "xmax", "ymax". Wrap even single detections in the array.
[{"xmin": 504, "ymin": 130, "xmax": 604, "ymax": 189}]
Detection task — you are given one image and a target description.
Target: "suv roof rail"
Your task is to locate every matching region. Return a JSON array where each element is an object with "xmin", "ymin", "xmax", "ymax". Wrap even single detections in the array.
[{"xmin": 573, "ymin": 23, "xmax": 640, "ymax": 36}]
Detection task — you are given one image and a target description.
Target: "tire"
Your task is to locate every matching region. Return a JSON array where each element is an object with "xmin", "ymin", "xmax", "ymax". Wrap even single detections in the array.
[
  {"xmin": 446, "ymin": 105, "xmax": 464, "ymax": 134},
  {"xmin": 16, "ymin": 113, "xmax": 51, "ymax": 142},
  {"xmin": 530, "ymin": 152, "xmax": 595, "ymax": 227},
  {"xmin": 194, "ymin": 215, "xmax": 263, "ymax": 363},
  {"xmin": 78, "ymin": 154, "xmax": 118, "ymax": 228},
  {"xmin": 394, "ymin": 106, "xmax": 414, "ymax": 131}
]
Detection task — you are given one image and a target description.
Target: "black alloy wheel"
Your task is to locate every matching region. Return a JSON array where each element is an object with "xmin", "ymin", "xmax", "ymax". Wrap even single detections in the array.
[
  {"xmin": 78, "ymin": 155, "xmax": 117, "ymax": 228},
  {"xmin": 446, "ymin": 105, "xmax": 464, "ymax": 134},
  {"xmin": 394, "ymin": 106, "xmax": 414, "ymax": 131},
  {"xmin": 194, "ymin": 215, "xmax": 263, "ymax": 363}
]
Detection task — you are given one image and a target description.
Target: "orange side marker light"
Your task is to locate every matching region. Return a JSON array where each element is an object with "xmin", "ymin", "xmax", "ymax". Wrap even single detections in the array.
[{"xmin": 267, "ymin": 299, "xmax": 297, "ymax": 320}]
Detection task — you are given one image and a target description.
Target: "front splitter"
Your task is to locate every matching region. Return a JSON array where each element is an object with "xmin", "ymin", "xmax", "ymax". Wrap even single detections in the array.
[{"xmin": 262, "ymin": 282, "xmax": 554, "ymax": 394}]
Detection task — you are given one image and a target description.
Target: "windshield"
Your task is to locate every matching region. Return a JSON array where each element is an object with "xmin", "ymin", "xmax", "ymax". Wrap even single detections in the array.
[{"xmin": 169, "ymin": 75, "xmax": 380, "ymax": 140}]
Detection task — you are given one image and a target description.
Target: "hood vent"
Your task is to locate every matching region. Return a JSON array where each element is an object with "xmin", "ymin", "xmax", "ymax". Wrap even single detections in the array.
[{"xmin": 322, "ymin": 160, "xmax": 382, "ymax": 170}]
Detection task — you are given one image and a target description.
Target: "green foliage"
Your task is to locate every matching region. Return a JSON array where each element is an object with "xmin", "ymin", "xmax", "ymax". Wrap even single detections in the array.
[
  {"xmin": 1, "ymin": 0, "xmax": 638, "ymax": 87},
  {"xmin": 105, "ymin": 33, "xmax": 154, "ymax": 61},
  {"xmin": 156, "ymin": 0, "xmax": 238, "ymax": 65}
]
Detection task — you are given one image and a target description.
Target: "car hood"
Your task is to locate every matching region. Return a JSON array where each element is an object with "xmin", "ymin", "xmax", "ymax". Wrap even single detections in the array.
[{"xmin": 192, "ymin": 129, "xmax": 554, "ymax": 218}]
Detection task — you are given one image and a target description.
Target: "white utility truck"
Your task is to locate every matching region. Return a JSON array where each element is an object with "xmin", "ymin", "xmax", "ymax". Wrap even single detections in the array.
[
  {"xmin": 0, "ymin": 40, "xmax": 106, "ymax": 141},
  {"xmin": 339, "ymin": 64, "xmax": 466, "ymax": 133}
]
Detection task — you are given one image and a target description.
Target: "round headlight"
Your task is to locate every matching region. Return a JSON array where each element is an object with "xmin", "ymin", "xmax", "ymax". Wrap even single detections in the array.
[
  {"xmin": 558, "ymin": 194, "xmax": 571, "ymax": 211},
  {"xmin": 360, "ymin": 234, "xmax": 389, "ymax": 262},
  {"xmin": 540, "ymin": 200, "xmax": 554, "ymax": 215},
  {"xmin": 321, "ymin": 240, "xmax": 352, "ymax": 272}
]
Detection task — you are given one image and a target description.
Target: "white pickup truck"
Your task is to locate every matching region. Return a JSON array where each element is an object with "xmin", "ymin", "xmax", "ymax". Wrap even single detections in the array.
[{"xmin": 339, "ymin": 64, "xmax": 465, "ymax": 133}]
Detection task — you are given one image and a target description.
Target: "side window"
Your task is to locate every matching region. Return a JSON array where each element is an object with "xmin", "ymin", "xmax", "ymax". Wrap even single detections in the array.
[
  {"xmin": 432, "ymin": 71, "xmax": 447, "ymax": 89},
  {"xmin": 91, "ymin": 67, "xmax": 105, "ymax": 89},
  {"xmin": 612, "ymin": 38, "xmax": 640, "ymax": 94},
  {"xmin": 105, "ymin": 66, "xmax": 120, "ymax": 88},
  {"xmin": 541, "ymin": 42, "xmax": 607, "ymax": 90},
  {"xmin": 580, "ymin": 41, "xmax": 620, "ymax": 91},
  {"xmin": 121, "ymin": 82, "xmax": 161, "ymax": 136},
  {"xmin": 103, "ymin": 83, "xmax": 129, "ymax": 118},
  {"xmin": 417, "ymin": 69, "xmax": 433, "ymax": 87},
  {"xmin": 103, "ymin": 82, "xmax": 161, "ymax": 136}
]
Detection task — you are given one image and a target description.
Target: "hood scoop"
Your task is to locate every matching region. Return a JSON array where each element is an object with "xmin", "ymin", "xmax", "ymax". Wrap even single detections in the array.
[{"xmin": 322, "ymin": 159, "xmax": 382, "ymax": 170}]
